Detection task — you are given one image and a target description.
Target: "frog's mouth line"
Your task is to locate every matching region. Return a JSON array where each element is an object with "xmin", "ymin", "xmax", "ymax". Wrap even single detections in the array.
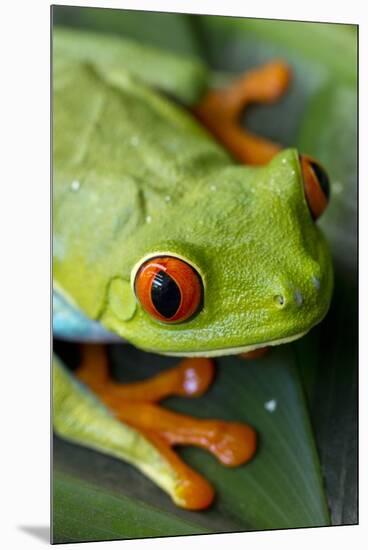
[{"xmin": 158, "ymin": 330, "xmax": 308, "ymax": 358}]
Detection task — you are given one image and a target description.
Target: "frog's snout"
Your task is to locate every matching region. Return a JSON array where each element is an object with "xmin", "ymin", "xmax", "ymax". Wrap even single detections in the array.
[{"xmin": 272, "ymin": 273, "xmax": 322, "ymax": 312}]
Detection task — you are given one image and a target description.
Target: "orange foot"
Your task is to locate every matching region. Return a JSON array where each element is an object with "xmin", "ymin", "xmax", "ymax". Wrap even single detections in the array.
[
  {"xmin": 76, "ymin": 344, "xmax": 257, "ymax": 510},
  {"xmin": 194, "ymin": 61, "xmax": 291, "ymax": 166}
]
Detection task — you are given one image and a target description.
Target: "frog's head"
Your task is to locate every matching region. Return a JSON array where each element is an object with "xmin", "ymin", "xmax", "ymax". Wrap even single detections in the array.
[{"xmin": 100, "ymin": 149, "xmax": 333, "ymax": 356}]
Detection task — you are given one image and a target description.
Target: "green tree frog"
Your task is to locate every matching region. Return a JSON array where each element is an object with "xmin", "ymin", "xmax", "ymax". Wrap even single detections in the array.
[{"xmin": 53, "ymin": 27, "xmax": 333, "ymax": 510}]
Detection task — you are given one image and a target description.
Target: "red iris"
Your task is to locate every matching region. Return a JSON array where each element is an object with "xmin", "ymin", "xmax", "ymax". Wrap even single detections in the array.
[
  {"xmin": 300, "ymin": 154, "xmax": 330, "ymax": 220},
  {"xmin": 134, "ymin": 256, "xmax": 203, "ymax": 323}
]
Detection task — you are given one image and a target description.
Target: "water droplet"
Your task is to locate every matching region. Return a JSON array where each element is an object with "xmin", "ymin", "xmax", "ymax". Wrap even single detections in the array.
[
  {"xmin": 264, "ymin": 399, "xmax": 277, "ymax": 412},
  {"xmin": 70, "ymin": 180, "xmax": 80, "ymax": 191},
  {"xmin": 282, "ymin": 158, "xmax": 287, "ymax": 165},
  {"xmin": 210, "ymin": 185, "xmax": 217, "ymax": 191},
  {"xmin": 294, "ymin": 290, "xmax": 303, "ymax": 306},
  {"xmin": 130, "ymin": 136, "xmax": 140, "ymax": 147},
  {"xmin": 332, "ymin": 181, "xmax": 343, "ymax": 194},
  {"xmin": 145, "ymin": 215, "xmax": 152, "ymax": 224},
  {"xmin": 164, "ymin": 195, "xmax": 171, "ymax": 202}
]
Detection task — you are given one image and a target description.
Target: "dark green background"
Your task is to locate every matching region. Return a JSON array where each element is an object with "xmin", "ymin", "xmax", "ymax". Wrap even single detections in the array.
[{"xmin": 52, "ymin": 6, "xmax": 358, "ymax": 543}]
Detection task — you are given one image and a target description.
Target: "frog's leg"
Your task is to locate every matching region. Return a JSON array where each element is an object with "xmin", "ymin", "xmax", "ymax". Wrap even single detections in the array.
[
  {"xmin": 54, "ymin": 355, "xmax": 212, "ymax": 509},
  {"xmin": 194, "ymin": 61, "xmax": 291, "ymax": 165},
  {"xmin": 76, "ymin": 344, "xmax": 256, "ymax": 508}
]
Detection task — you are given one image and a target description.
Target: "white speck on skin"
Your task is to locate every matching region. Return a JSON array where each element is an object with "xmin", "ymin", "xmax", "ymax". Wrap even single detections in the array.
[
  {"xmin": 210, "ymin": 185, "xmax": 217, "ymax": 191},
  {"xmin": 70, "ymin": 180, "xmax": 80, "ymax": 191},
  {"xmin": 145, "ymin": 215, "xmax": 152, "ymax": 224},
  {"xmin": 165, "ymin": 195, "xmax": 171, "ymax": 202},
  {"xmin": 332, "ymin": 181, "xmax": 343, "ymax": 194},
  {"xmin": 264, "ymin": 399, "xmax": 277, "ymax": 413},
  {"xmin": 312, "ymin": 275, "xmax": 321, "ymax": 290},
  {"xmin": 294, "ymin": 290, "xmax": 303, "ymax": 306},
  {"xmin": 130, "ymin": 136, "xmax": 140, "ymax": 146}
]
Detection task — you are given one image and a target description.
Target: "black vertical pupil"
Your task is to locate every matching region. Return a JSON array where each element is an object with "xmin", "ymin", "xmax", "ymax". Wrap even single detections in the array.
[
  {"xmin": 151, "ymin": 270, "xmax": 181, "ymax": 318},
  {"xmin": 310, "ymin": 160, "xmax": 330, "ymax": 200}
]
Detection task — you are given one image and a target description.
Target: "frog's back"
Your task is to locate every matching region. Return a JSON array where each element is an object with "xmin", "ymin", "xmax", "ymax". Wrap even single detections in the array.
[
  {"xmin": 53, "ymin": 27, "xmax": 231, "ymax": 208},
  {"xmin": 53, "ymin": 28, "xmax": 230, "ymax": 319}
]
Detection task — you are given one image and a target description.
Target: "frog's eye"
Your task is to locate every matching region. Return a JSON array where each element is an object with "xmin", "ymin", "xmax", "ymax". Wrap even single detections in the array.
[
  {"xmin": 300, "ymin": 155, "xmax": 330, "ymax": 220},
  {"xmin": 134, "ymin": 256, "xmax": 203, "ymax": 323}
]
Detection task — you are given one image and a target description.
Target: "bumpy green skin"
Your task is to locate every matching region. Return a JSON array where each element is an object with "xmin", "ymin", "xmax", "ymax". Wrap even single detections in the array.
[{"xmin": 53, "ymin": 28, "xmax": 333, "ymax": 357}]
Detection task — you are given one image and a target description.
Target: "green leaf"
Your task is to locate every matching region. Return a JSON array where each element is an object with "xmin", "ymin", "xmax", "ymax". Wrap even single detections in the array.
[
  {"xmin": 53, "ymin": 470, "xmax": 210, "ymax": 543},
  {"xmin": 296, "ymin": 84, "xmax": 358, "ymax": 524},
  {"xmin": 52, "ymin": 5, "xmax": 203, "ymax": 57},
  {"xmin": 53, "ymin": 344, "xmax": 329, "ymax": 543},
  {"xmin": 194, "ymin": 16, "xmax": 357, "ymax": 86}
]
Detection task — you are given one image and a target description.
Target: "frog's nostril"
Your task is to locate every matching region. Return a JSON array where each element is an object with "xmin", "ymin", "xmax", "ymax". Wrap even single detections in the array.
[
  {"xmin": 274, "ymin": 277, "xmax": 320, "ymax": 311},
  {"xmin": 274, "ymin": 290, "xmax": 304, "ymax": 309},
  {"xmin": 274, "ymin": 294, "xmax": 285, "ymax": 308}
]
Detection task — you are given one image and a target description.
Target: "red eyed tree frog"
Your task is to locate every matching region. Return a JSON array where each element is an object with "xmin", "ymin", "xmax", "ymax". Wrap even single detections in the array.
[{"xmin": 53, "ymin": 27, "xmax": 333, "ymax": 510}]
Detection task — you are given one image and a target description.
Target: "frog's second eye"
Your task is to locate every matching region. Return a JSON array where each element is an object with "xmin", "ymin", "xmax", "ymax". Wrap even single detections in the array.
[
  {"xmin": 134, "ymin": 256, "xmax": 203, "ymax": 323},
  {"xmin": 300, "ymin": 155, "xmax": 330, "ymax": 220}
]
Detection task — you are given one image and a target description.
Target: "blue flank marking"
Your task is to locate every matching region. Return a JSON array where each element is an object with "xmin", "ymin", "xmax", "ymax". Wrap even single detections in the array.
[{"xmin": 53, "ymin": 290, "xmax": 122, "ymax": 343}]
